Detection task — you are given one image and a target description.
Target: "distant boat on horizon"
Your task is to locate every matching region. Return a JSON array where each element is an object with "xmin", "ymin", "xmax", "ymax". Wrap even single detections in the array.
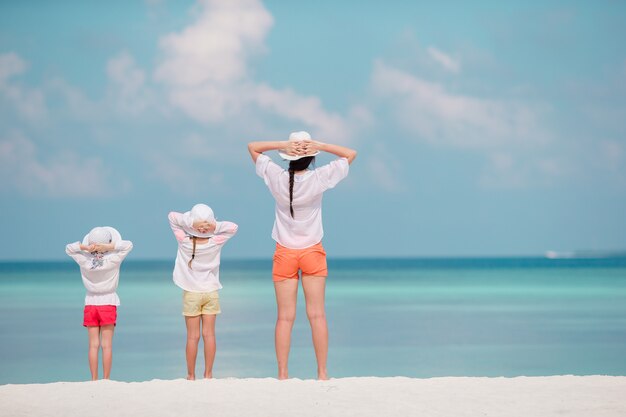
[{"xmin": 545, "ymin": 250, "xmax": 626, "ymax": 259}]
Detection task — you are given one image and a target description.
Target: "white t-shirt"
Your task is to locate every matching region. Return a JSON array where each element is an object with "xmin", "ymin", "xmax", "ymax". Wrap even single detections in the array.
[
  {"xmin": 65, "ymin": 240, "xmax": 134, "ymax": 306},
  {"xmin": 255, "ymin": 154, "xmax": 349, "ymax": 249},
  {"xmin": 169, "ymin": 212, "xmax": 238, "ymax": 293}
]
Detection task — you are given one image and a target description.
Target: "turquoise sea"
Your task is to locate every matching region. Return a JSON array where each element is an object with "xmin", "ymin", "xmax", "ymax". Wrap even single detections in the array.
[{"xmin": 1, "ymin": 257, "xmax": 626, "ymax": 384}]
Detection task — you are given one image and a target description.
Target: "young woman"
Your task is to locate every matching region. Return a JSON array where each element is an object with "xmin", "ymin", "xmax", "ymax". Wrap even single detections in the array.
[
  {"xmin": 248, "ymin": 131, "xmax": 357, "ymax": 380},
  {"xmin": 168, "ymin": 203, "xmax": 238, "ymax": 380}
]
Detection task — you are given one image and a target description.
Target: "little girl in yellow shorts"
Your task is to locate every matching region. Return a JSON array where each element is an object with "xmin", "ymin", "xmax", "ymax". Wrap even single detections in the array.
[{"xmin": 168, "ymin": 203, "xmax": 238, "ymax": 380}]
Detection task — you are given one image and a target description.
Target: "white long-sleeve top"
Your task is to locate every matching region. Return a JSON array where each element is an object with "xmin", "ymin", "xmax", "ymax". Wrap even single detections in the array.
[
  {"xmin": 169, "ymin": 212, "xmax": 238, "ymax": 293},
  {"xmin": 255, "ymin": 154, "xmax": 349, "ymax": 249},
  {"xmin": 65, "ymin": 240, "xmax": 134, "ymax": 306}
]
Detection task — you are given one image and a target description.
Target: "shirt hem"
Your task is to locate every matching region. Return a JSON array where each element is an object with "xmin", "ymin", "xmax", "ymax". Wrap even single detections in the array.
[
  {"xmin": 173, "ymin": 281, "xmax": 223, "ymax": 293},
  {"xmin": 272, "ymin": 238, "xmax": 323, "ymax": 250}
]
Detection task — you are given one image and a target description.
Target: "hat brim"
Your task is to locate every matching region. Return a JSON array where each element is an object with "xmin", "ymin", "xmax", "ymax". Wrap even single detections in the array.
[
  {"xmin": 278, "ymin": 150, "xmax": 320, "ymax": 161},
  {"xmin": 82, "ymin": 227, "xmax": 122, "ymax": 246},
  {"xmin": 182, "ymin": 225, "xmax": 215, "ymax": 238}
]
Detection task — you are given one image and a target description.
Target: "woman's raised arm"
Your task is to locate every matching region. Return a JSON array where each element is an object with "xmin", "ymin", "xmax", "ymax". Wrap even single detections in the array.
[
  {"xmin": 247, "ymin": 141, "xmax": 307, "ymax": 163},
  {"xmin": 305, "ymin": 141, "xmax": 357, "ymax": 164}
]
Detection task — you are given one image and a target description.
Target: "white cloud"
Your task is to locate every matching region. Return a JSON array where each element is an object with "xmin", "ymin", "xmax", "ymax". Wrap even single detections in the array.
[
  {"xmin": 106, "ymin": 51, "xmax": 149, "ymax": 114},
  {"xmin": 427, "ymin": 47, "xmax": 461, "ymax": 73},
  {"xmin": 371, "ymin": 61, "xmax": 548, "ymax": 150},
  {"xmin": 144, "ymin": 148, "xmax": 223, "ymax": 195},
  {"xmin": 153, "ymin": 0, "xmax": 271, "ymax": 123},
  {"xmin": 368, "ymin": 158, "xmax": 404, "ymax": 193},
  {"xmin": 252, "ymin": 84, "xmax": 350, "ymax": 140},
  {"xmin": 0, "ymin": 53, "xmax": 47, "ymax": 121},
  {"xmin": 46, "ymin": 77, "xmax": 102, "ymax": 122},
  {"xmin": 348, "ymin": 104, "xmax": 375, "ymax": 128},
  {"xmin": 480, "ymin": 152, "xmax": 572, "ymax": 188},
  {"xmin": 368, "ymin": 60, "xmax": 573, "ymax": 189},
  {"xmin": 0, "ymin": 52, "xmax": 25, "ymax": 81},
  {"xmin": 153, "ymin": 0, "xmax": 351, "ymax": 139},
  {"xmin": 365, "ymin": 144, "xmax": 405, "ymax": 193},
  {"xmin": 179, "ymin": 133, "xmax": 217, "ymax": 159},
  {"xmin": 155, "ymin": 0, "xmax": 272, "ymax": 86},
  {"xmin": 537, "ymin": 157, "xmax": 569, "ymax": 178},
  {"xmin": 0, "ymin": 132, "xmax": 125, "ymax": 197},
  {"xmin": 480, "ymin": 152, "xmax": 526, "ymax": 188}
]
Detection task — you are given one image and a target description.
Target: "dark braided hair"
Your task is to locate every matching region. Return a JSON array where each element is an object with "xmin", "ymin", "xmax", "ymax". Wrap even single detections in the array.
[
  {"xmin": 288, "ymin": 156, "xmax": 315, "ymax": 218},
  {"xmin": 187, "ymin": 233, "xmax": 212, "ymax": 269},
  {"xmin": 187, "ymin": 236, "xmax": 197, "ymax": 269}
]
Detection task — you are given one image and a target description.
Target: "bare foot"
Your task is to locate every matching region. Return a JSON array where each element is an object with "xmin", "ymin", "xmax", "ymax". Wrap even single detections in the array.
[
  {"xmin": 278, "ymin": 372, "xmax": 289, "ymax": 380},
  {"xmin": 318, "ymin": 370, "xmax": 329, "ymax": 380},
  {"xmin": 187, "ymin": 374, "xmax": 196, "ymax": 381},
  {"xmin": 204, "ymin": 372, "xmax": 213, "ymax": 379}
]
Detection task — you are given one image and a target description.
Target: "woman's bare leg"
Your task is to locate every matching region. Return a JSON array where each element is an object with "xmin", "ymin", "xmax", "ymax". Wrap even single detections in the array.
[
  {"xmin": 201, "ymin": 314, "xmax": 217, "ymax": 379},
  {"xmin": 302, "ymin": 275, "xmax": 328, "ymax": 380},
  {"xmin": 274, "ymin": 279, "xmax": 298, "ymax": 380},
  {"xmin": 87, "ymin": 327, "xmax": 100, "ymax": 380},
  {"xmin": 185, "ymin": 316, "xmax": 201, "ymax": 380},
  {"xmin": 100, "ymin": 324, "xmax": 115, "ymax": 379}
]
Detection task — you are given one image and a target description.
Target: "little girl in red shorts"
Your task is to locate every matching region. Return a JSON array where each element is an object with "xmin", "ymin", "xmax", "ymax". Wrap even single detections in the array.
[{"xmin": 66, "ymin": 226, "xmax": 133, "ymax": 380}]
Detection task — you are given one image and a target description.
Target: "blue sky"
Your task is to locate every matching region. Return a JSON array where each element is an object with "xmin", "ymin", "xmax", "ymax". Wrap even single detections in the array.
[{"xmin": 1, "ymin": 0, "xmax": 625, "ymax": 260}]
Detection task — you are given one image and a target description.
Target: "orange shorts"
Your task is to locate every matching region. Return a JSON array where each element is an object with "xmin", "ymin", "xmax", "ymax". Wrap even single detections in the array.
[{"xmin": 272, "ymin": 242, "xmax": 328, "ymax": 281}]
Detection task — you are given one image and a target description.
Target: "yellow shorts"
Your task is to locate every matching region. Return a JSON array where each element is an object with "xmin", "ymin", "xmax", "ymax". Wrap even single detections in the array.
[{"xmin": 182, "ymin": 290, "xmax": 221, "ymax": 316}]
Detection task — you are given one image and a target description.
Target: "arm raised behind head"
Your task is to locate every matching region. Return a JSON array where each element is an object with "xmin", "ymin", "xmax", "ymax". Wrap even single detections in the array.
[
  {"xmin": 304, "ymin": 141, "xmax": 357, "ymax": 164},
  {"xmin": 247, "ymin": 141, "xmax": 308, "ymax": 163}
]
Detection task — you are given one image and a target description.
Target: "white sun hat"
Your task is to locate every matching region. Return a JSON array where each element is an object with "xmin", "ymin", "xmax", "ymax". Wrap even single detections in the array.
[
  {"xmin": 278, "ymin": 131, "xmax": 320, "ymax": 161},
  {"xmin": 82, "ymin": 226, "xmax": 122, "ymax": 245},
  {"xmin": 182, "ymin": 203, "xmax": 216, "ymax": 238}
]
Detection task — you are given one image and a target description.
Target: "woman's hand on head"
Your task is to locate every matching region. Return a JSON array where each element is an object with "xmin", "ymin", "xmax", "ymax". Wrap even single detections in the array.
[
  {"xmin": 302, "ymin": 140, "xmax": 324, "ymax": 153},
  {"xmin": 283, "ymin": 140, "xmax": 310, "ymax": 156}
]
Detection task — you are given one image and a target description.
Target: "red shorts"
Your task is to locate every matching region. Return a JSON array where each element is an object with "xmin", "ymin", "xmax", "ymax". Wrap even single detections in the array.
[
  {"xmin": 272, "ymin": 242, "xmax": 328, "ymax": 281},
  {"xmin": 83, "ymin": 305, "xmax": 117, "ymax": 327}
]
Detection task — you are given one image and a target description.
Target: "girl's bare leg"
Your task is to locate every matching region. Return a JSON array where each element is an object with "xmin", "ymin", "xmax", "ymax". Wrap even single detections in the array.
[
  {"xmin": 100, "ymin": 324, "xmax": 115, "ymax": 379},
  {"xmin": 274, "ymin": 279, "xmax": 298, "ymax": 380},
  {"xmin": 185, "ymin": 316, "xmax": 201, "ymax": 380},
  {"xmin": 201, "ymin": 314, "xmax": 217, "ymax": 378},
  {"xmin": 302, "ymin": 275, "xmax": 328, "ymax": 380},
  {"xmin": 87, "ymin": 327, "xmax": 100, "ymax": 380}
]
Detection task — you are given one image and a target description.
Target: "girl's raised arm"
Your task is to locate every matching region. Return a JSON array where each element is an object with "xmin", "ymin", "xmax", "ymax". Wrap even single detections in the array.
[
  {"xmin": 66, "ymin": 242, "xmax": 90, "ymax": 268},
  {"xmin": 212, "ymin": 221, "xmax": 239, "ymax": 245},
  {"xmin": 168, "ymin": 211, "xmax": 188, "ymax": 242},
  {"xmin": 100, "ymin": 241, "xmax": 133, "ymax": 269}
]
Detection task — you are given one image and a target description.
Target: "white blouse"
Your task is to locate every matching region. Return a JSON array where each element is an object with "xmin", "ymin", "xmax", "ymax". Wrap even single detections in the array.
[
  {"xmin": 169, "ymin": 212, "xmax": 238, "ymax": 293},
  {"xmin": 255, "ymin": 154, "xmax": 349, "ymax": 249},
  {"xmin": 65, "ymin": 240, "xmax": 134, "ymax": 306}
]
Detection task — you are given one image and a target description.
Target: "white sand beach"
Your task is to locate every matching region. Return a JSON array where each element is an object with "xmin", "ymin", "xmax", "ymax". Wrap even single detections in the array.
[{"xmin": 1, "ymin": 376, "xmax": 625, "ymax": 417}]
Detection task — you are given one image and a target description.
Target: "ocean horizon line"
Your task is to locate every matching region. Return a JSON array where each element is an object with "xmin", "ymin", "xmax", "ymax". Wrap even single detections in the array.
[
  {"xmin": 1, "ymin": 253, "xmax": 625, "ymax": 270},
  {"xmin": 2, "ymin": 249, "xmax": 626, "ymax": 263}
]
